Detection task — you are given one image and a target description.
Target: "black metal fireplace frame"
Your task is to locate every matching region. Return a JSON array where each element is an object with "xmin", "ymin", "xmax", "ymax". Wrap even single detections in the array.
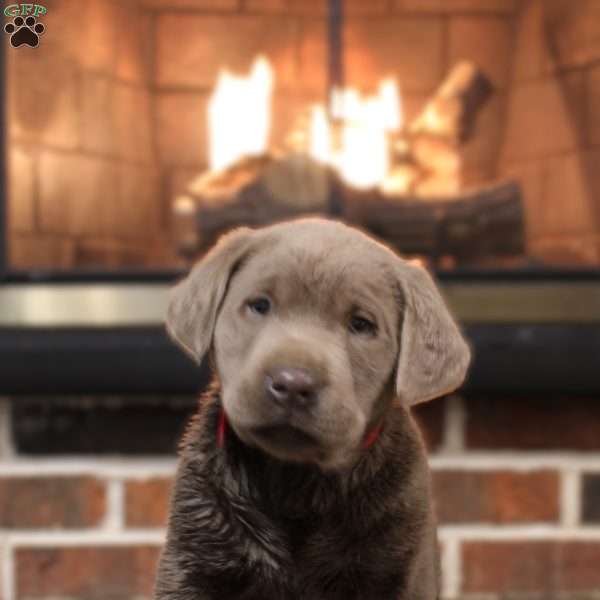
[{"xmin": 1, "ymin": 7, "xmax": 600, "ymax": 396}]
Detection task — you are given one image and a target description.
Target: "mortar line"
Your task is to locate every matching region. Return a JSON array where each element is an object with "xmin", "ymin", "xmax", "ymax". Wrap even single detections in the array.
[
  {"xmin": 5, "ymin": 530, "xmax": 166, "ymax": 546},
  {"xmin": 560, "ymin": 468, "xmax": 582, "ymax": 528},
  {"xmin": 430, "ymin": 453, "xmax": 600, "ymax": 471},
  {"xmin": 439, "ymin": 525, "xmax": 600, "ymax": 541},
  {"xmin": 2, "ymin": 537, "xmax": 14, "ymax": 600},
  {"xmin": 441, "ymin": 536, "xmax": 461, "ymax": 599},
  {"xmin": 0, "ymin": 458, "xmax": 177, "ymax": 477},
  {"xmin": 102, "ymin": 479, "xmax": 125, "ymax": 532}
]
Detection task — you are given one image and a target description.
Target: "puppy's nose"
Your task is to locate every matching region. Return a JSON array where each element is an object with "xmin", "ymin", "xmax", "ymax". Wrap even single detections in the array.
[{"xmin": 265, "ymin": 368, "xmax": 318, "ymax": 409}]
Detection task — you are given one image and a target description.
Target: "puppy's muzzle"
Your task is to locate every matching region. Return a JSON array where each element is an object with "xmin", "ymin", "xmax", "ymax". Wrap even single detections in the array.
[{"xmin": 265, "ymin": 367, "xmax": 318, "ymax": 411}]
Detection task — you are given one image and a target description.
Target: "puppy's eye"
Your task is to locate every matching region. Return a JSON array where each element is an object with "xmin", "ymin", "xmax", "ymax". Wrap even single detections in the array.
[
  {"xmin": 247, "ymin": 297, "xmax": 271, "ymax": 316},
  {"xmin": 349, "ymin": 315, "xmax": 377, "ymax": 336}
]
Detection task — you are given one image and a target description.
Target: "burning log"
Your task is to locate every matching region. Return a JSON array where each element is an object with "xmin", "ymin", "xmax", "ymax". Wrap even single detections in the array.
[
  {"xmin": 177, "ymin": 155, "xmax": 524, "ymax": 265},
  {"xmin": 175, "ymin": 154, "xmax": 333, "ymax": 255},
  {"xmin": 386, "ymin": 61, "xmax": 493, "ymax": 195},
  {"xmin": 409, "ymin": 61, "xmax": 493, "ymax": 143},
  {"xmin": 342, "ymin": 179, "xmax": 524, "ymax": 264}
]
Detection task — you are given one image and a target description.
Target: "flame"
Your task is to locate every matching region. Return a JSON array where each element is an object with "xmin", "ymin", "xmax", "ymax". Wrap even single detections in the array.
[
  {"xmin": 208, "ymin": 56, "xmax": 274, "ymax": 171},
  {"xmin": 310, "ymin": 78, "xmax": 403, "ymax": 189},
  {"xmin": 206, "ymin": 55, "xmax": 405, "ymax": 191},
  {"xmin": 309, "ymin": 105, "xmax": 331, "ymax": 164},
  {"xmin": 379, "ymin": 78, "xmax": 402, "ymax": 130}
]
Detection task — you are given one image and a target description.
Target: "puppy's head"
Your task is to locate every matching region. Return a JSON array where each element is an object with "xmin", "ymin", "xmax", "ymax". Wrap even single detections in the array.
[{"xmin": 167, "ymin": 219, "xmax": 470, "ymax": 469}]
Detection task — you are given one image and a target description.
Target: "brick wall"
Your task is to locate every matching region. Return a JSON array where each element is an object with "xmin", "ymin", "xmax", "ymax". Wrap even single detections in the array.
[{"xmin": 1, "ymin": 394, "xmax": 600, "ymax": 599}]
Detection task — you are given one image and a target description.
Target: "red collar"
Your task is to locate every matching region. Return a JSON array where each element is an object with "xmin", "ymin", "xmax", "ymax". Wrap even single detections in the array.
[
  {"xmin": 362, "ymin": 421, "xmax": 383, "ymax": 449},
  {"xmin": 216, "ymin": 410, "xmax": 382, "ymax": 450},
  {"xmin": 217, "ymin": 409, "xmax": 227, "ymax": 448}
]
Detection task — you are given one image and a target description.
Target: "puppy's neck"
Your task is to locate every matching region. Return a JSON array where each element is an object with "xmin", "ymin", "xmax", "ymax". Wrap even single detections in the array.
[
  {"xmin": 215, "ymin": 407, "xmax": 382, "ymax": 452},
  {"xmin": 182, "ymin": 380, "xmax": 424, "ymax": 517}
]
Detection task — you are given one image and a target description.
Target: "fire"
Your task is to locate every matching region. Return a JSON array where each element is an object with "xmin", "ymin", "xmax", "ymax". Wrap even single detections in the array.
[
  {"xmin": 208, "ymin": 56, "xmax": 274, "ymax": 171},
  {"xmin": 309, "ymin": 105, "xmax": 331, "ymax": 165},
  {"xmin": 207, "ymin": 56, "xmax": 404, "ymax": 190},
  {"xmin": 311, "ymin": 78, "xmax": 403, "ymax": 189}
]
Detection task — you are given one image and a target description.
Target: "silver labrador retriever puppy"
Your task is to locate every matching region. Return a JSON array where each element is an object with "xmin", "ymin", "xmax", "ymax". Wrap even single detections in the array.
[{"xmin": 156, "ymin": 218, "xmax": 470, "ymax": 600}]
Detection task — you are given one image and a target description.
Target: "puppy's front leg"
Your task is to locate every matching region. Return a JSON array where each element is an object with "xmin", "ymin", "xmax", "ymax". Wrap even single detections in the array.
[
  {"xmin": 155, "ymin": 543, "xmax": 211, "ymax": 600},
  {"xmin": 154, "ymin": 459, "xmax": 294, "ymax": 600}
]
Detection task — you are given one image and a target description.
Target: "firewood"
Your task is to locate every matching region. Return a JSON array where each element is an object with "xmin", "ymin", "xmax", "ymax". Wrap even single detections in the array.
[
  {"xmin": 179, "ymin": 154, "xmax": 336, "ymax": 252},
  {"xmin": 176, "ymin": 155, "xmax": 523, "ymax": 264},
  {"xmin": 187, "ymin": 153, "xmax": 330, "ymax": 210},
  {"xmin": 414, "ymin": 173, "xmax": 462, "ymax": 198},
  {"xmin": 411, "ymin": 135, "xmax": 461, "ymax": 176},
  {"xmin": 342, "ymin": 179, "xmax": 524, "ymax": 264},
  {"xmin": 186, "ymin": 154, "xmax": 274, "ymax": 206},
  {"xmin": 409, "ymin": 61, "xmax": 493, "ymax": 142}
]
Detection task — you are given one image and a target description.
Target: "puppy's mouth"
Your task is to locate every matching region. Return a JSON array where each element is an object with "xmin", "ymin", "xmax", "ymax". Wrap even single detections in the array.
[{"xmin": 252, "ymin": 424, "xmax": 320, "ymax": 451}]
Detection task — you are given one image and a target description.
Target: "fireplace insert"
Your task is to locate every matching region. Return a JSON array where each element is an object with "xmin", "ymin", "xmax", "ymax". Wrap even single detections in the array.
[{"xmin": 1, "ymin": 0, "xmax": 599, "ymax": 393}]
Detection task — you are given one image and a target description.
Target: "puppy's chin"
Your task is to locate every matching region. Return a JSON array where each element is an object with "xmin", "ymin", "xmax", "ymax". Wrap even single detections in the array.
[
  {"xmin": 234, "ymin": 422, "xmax": 325, "ymax": 464},
  {"xmin": 231, "ymin": 421, "xmax": 361, "ymax": 471}
]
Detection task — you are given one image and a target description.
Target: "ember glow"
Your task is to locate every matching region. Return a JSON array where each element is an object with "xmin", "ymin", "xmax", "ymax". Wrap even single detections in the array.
[{"xmin": 208, "ymin": 56, "xmax": 274, "ymax": 171}]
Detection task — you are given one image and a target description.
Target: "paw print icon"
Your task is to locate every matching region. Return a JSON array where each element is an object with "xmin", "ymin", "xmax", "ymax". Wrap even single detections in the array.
[{"xmin": 4, "ymin": 16, "xmax": 45, "ymax": 48}]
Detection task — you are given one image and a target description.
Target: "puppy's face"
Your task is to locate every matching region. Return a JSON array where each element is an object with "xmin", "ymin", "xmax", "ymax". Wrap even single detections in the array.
[
  {"xmin": 213, "ymin": 226, "xmax": 400, "ymax": 468},
  {"xmin": 167, "ymin": 219, "xmax": 470, "ymax": 470}
]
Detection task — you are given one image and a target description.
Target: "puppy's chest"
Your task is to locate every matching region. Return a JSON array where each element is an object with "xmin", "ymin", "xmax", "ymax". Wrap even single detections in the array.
[
  {"xmin": 221, "ymin": 462, "xmax": 406, "ymax": 597},
  {"xmin": 245, "ymin": 509, "xmax": 405, "ymax": 600}
]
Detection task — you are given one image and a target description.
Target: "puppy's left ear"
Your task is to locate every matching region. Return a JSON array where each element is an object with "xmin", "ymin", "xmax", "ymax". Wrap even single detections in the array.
[
  {"xmin": 395, "ymin": 260, "xmax": 471, "ymax": 405},
  {"xmin": 166, "ymin": 227, "xmax": 255, "ymax": 363}
]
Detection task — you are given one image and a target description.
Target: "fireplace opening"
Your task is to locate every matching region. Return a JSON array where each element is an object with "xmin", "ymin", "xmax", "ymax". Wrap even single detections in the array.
[{"xmin": 4, "ymin": 0, "xmax": 600, "ymax": 277}]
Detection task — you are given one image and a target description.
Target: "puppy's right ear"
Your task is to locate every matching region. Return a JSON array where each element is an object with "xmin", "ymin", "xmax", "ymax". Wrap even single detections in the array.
[{"xmin": 166, "ymin": 227, "xmax": 254, "ymax": 363}]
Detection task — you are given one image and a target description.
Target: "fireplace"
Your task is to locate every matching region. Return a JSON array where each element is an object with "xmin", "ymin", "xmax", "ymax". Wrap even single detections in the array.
[
  {"xmin": 1, "ymin": 0, "xmax": 599, "ymax": 408},
  {"xmin": 4, "ymin": 0, "xmax": 600, "ymax": 273}
]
